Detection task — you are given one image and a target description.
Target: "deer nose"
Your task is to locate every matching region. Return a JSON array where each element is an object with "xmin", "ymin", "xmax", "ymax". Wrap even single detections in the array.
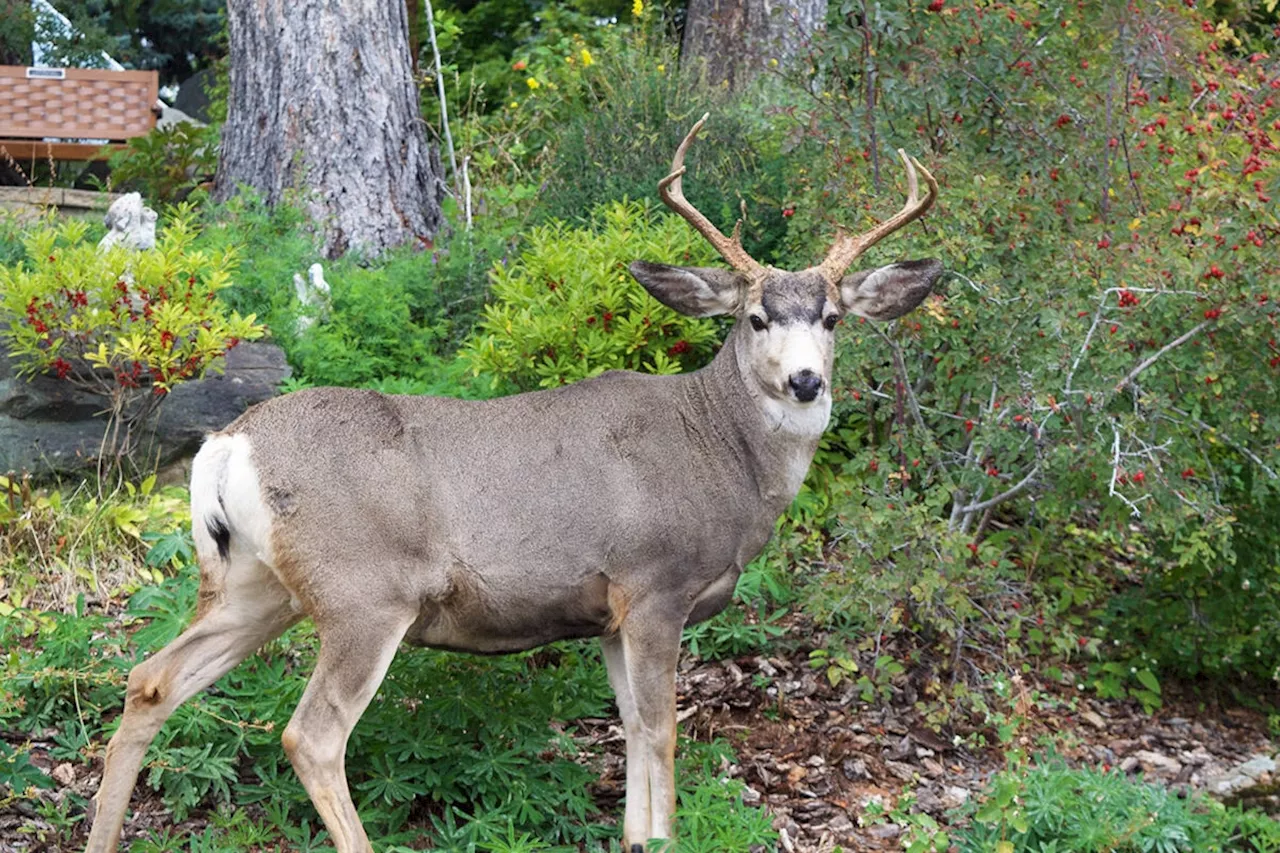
[{"xmin": 788, "ymin": 369, "xmax": 823, "ymax": 403}]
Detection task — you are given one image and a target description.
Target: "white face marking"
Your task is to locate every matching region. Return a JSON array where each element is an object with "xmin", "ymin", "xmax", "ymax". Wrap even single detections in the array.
[{"xmin": 735, "ymin": 301, "xmax": 838, "ymax": 439}]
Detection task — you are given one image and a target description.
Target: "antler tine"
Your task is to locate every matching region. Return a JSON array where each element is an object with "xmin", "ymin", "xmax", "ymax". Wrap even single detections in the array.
[
  {"xmin": 816, "ymin": 149, "xmax": 939, "ymax": 284},
  {"xmin": 659, "ymin": 113, "xmax": 765, "ymax": 277}
]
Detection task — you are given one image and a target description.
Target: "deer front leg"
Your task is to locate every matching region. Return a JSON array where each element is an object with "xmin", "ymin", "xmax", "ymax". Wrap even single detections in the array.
[
  {"xmin": 281, "ymin": 610, "xmax": 414, "ymax": 853},
  {"xmin": 601, "ymin": 609, "xmax": 682, "ymax": 851}
]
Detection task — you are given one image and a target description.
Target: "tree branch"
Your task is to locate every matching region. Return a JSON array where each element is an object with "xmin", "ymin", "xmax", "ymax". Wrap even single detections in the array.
[
  {"xmin": 955, "ymin": 465, "xmax": 1040, "ymax": 515},
  {"xmin": 1113, "ymin": 321, "xmax": 1208, "ymax": 394}
]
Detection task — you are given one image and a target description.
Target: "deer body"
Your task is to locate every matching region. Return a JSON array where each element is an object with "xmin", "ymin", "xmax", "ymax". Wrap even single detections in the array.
[
  {"xmin": 212, "ymin": 337, "xmax": 811, "ymax": 657},
  {"xmin": 85, "ymin": 116, "xmax": 941, "ymax": 853}
]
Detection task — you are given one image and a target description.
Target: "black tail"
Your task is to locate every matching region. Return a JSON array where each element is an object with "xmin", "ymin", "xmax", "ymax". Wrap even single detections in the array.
[{"xmin": 207, "ymin": 516, "xmax": 231, "ymax": 561}]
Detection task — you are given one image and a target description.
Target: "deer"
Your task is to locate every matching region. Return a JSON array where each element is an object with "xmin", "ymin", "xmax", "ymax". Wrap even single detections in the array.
[{"xmin": 84, "ymin": 114, "xmax": 940, "ymax": 853}]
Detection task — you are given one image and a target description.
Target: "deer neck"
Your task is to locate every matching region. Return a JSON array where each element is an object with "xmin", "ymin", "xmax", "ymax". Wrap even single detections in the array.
[{"xmin": 686, "ymin": 327, "xmax": 829, "ymax": 512}]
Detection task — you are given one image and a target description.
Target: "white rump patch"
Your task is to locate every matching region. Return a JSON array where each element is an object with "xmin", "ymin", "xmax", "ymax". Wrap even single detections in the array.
[{"xmin": 191, "ymin": 433, "xmax": 275, "ymax": 568}]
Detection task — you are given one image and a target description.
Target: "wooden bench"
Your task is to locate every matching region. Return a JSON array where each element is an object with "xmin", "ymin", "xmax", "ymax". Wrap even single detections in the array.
[{"xmin": 0, "ymin": 66, "xmax": 159, "ymax": 162}]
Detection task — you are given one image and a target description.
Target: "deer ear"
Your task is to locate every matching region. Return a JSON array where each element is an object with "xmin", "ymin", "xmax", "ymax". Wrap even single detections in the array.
[
  {"xmin": 630, "ymin": 261, "xmax": 745, "ymax": 317},
  {"xmin": 839, "ymin": 259, "xmax": 943, "ymax": 321}
]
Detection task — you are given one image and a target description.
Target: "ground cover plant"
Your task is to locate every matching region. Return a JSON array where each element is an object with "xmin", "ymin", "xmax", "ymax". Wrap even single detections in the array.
[{"xmin": 2, "ymin": 0, "xmax": 1279, "ymax": 849}]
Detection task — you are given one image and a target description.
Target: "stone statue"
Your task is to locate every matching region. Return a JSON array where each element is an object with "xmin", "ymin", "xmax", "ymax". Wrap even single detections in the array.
[
  {"xmin": 292, "ymin": 262, "xmax": 331, "ymax": 334},
  {"xmin": 98, "ymin": 192, "xmax": 158, "ymax": 252}
]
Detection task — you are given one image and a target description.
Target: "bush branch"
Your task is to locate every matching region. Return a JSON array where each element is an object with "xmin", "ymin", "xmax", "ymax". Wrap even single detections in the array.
[{"xmin": 1113, "ymin": 321, "xmax": 1208, "ymax": 394}]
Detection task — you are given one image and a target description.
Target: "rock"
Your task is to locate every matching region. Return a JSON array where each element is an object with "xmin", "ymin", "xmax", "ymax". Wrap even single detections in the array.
[
  {"xmin": 1235, "ymin": 755, "xmax": 1277, "ymax": 779},
  {"xmin": 942, "ymin": 785, "xmax": 971, "ymax": 809},
  {"xmin": 156, "ymin": 103, "xmax": 204, "ymax": 131},
  {"xmin": 173, "ymin": 68, "xmax": 217, "ymax": 124},
  {"xmin": 1109, "ymin": 738, "xmax": 1139, "ymax": 755},
  {"xmin": 1180, "ymin": 746, "xmax": 1216, "ymax": 767},
  {"xmin": 1205, "ymin": 753, "xmax": 1278, "ymax": 798},
  {"xmin": 0, "ymin": 342, "xmax": 290, "ymax": 479},
  {"xmin": 1132, "ymin": 750, "xmax": 1182, "ymax": 778}
]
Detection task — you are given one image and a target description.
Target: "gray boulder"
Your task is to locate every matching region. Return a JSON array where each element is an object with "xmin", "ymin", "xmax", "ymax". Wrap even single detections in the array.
[{"xmin": 0, "ymin": 342, "xmax": 290, "ymax": 480}]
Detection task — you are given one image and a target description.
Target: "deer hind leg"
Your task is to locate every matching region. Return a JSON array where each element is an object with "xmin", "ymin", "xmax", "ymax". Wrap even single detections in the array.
[
  {"xmin": 85, "ymin": 560, "xmax": 298, "ymax": 853},
  {"xmin": 281, "ymin": 608, "xmax": 415, "ymax": 853},
  {"xmin": 601, "ymin": 605, "xmax": 683, "ymax": 852}
]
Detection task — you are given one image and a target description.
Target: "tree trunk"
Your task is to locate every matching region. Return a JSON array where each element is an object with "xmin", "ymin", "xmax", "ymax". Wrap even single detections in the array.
[
  {"xmin": 215, "ymin": 0, "xmax": 444, "ymax": 259},
  {"xmin": 681, "ymin": 0, "xmax": 826, "ymax": 91}
]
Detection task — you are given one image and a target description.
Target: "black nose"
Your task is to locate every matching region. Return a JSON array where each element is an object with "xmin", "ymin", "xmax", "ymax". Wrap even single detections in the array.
[{"xmin": 789, "ymin": 369, "xmax": 823, "ymax": 403}]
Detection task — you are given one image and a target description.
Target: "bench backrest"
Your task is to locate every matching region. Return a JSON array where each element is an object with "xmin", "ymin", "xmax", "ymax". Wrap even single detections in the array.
[{"xmin": 0, "ymin": 66, "xmax": 159, "ymax": 161}]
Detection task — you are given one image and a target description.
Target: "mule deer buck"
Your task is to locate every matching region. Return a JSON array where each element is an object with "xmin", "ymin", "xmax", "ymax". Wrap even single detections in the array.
[{"xmin": 85, "ymin": 114, "xmax": 940, "ymax": 852}]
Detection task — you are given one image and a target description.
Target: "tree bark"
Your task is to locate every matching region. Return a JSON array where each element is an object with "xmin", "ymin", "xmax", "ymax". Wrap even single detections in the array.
[
  {"xmin": 215, "ymin": 0, "xmax": 444, "ymax": 259},
  {"xmin": 681, "ymin": 0, "xmax": 827, "ymax": 91}
]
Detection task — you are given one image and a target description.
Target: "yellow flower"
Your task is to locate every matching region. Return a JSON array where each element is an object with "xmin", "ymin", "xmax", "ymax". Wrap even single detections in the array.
[
  {"xmin": 509, "ymin": 101, "xmax": 519, "ymax": 109},
  {"xmin": 580, "ymin": 48, "xmax": 594, "ymax": 67},
  {"xmin": 632, "ymin": 0, "xmax": 644, "ymax": 16},
  {"xmin": 526, "ymin": 77, "xmax": 540, "ymax": 89},
  {"xmin": 657, "ymin": 63, "xmax": 665, "ymax": 73}
]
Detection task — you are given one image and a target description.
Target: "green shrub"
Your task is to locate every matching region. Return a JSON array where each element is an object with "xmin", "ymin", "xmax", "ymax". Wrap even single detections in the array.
[
  {"xmin": 194, "ymin": 193, "xmax": 503, "ymax": 394},
  {"xmin": 0, "ymin": 207, "xmax": 264, "ymax": 462},
  {"xmin": 460, "ymin": 199, "xmax": 724, "ymax": 390},
  {"xmin": 281, "ymin": 235, "xmax": 502, "ymax": 391},
  {"xmin": 1099, "ymin": 477, "xmax": 1280, "ymax": 689},
  {"xmin": 102, "ymin": 122, "xmax": 220, "ymax": 205},
  {"xmin": 0, "ymin": 212, "xmax": 29, "ymax": 267},
  {"xmin": 529, "ymin": 36, "xmax": 793, "ymax": 264},
  {"xmin": 193, "ymin": 190, "xmax": 317, "ymax": 323},
  {"xmin": 759, "ymin": 0, "xmax": 1280, "ymax": 708}
]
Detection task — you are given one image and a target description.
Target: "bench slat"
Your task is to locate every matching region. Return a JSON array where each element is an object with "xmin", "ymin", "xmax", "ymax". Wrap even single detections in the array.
[{"xmin": 0, "ymin": 66, "xmax": 158, "ymax": 161}]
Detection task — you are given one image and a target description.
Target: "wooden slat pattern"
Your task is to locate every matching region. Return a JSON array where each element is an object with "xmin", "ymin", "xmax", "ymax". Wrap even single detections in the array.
[{"xmin": 0, "ymin": 66, "xmax": 158, "ymax": 147}]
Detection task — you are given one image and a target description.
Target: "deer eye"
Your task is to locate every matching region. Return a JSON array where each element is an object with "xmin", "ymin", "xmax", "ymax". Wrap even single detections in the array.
[
  {"xmin": 749, "ymin": 314, "xmax": 768, "ymax": 332},
  {"xmin": 823, "ymin": 314, "xmax": 839, "ymax": 331}
]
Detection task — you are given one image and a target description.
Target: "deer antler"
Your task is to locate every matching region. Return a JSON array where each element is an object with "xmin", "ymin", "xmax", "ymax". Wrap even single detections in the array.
[
  {"xmin": 816, "ymin": 149, "xmax": 938, "ymax": 285},
  {"xmin": 659, "ymin": 113, "xmax": 766, "ymax": 279}
]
